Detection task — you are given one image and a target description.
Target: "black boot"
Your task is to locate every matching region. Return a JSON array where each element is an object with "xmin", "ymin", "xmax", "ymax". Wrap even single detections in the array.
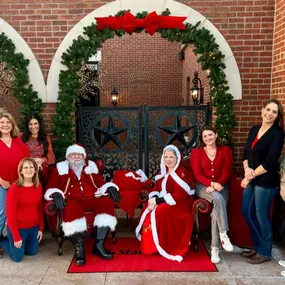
[
  {"xmin": 92, "ymin": 226, "xmax": 113, "ymax": 260},
  {"xmin": 70, "ymin": 233, "xmax": 86, "ymax": 266}
]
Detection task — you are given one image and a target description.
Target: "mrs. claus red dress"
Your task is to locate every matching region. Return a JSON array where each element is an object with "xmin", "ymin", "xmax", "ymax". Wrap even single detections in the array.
[{"xmin": 136, "ymin": 158, "xmax": 195, "ymax": 262}]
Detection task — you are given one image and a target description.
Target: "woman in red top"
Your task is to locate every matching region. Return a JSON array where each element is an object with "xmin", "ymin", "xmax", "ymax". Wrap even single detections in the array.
[
  {"xmin": 21, "ymin": 114, "xmax": 55, "ymax": 186},
  {"xmin": 0, "ymin": 157, "xmax": 44, "ymax": 262},
  {"xmin": 0, "ymin": 111, "xmax": 30, "ymax": 237},
  {"xmin": 190, "ymin": 126, "xmax": 234, "ymax": 264},
  {"xmin": 136, "ymin": 145, "xmax": 195, "ymax": 262}
]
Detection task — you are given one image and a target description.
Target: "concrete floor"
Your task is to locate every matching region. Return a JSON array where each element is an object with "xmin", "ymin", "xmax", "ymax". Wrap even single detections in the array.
[{"xmin": 1, "ymin": 219, "xmax": 285, "ymax": 285}]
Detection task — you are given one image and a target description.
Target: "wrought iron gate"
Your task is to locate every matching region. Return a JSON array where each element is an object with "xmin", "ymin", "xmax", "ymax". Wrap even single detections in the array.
[{"xmin": 77, "ymin": 105, "xmax": 211, "ymax": 180}]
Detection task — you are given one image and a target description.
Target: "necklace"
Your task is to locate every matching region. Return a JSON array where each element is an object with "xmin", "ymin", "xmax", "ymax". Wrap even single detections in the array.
[{"xmin": 205, "ymin": 147, "xmax": 216, "ymax": 157}]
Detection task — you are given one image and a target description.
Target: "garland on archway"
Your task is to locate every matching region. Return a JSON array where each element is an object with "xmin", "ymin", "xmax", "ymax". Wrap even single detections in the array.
[
  {"xmin": 0, "ymin": 32, "xmax": 43, "ymax": 124},
  {"xmin": 55, "ymin": 9, "xmax": 236, "ymax": 158}
]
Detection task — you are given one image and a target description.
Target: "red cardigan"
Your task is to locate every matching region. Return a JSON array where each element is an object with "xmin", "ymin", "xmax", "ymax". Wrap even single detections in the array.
[
  {"xmin": 6, "ymin": 184, "xmax": 44, "ymax": 242},
  {"xmin": 190, "ymin": 146, "xmax": 233, "ymax": 187},
  {"xmin": 0, "ymin": 137, "xmax": 30, "ymax": 184}
]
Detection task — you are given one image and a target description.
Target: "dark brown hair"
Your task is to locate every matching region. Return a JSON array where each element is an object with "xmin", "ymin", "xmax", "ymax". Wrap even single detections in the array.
[
  {"xmin": 22, "ymin": 114, "xmax": 48, "ymax": 155},
  {"xmin": 262, "ymin": 98, "xmax": 284, "ymax": 131},
  {"xmin": 198, "ymin": 126, "xmax": 222, "ymax": 147}
]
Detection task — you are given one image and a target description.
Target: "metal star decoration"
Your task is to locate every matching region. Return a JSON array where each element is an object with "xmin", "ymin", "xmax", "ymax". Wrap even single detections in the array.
[
  {"xmin": 158, "ymin": 112, "xmax": 196, "ymax": 148},
  {"xmin": 93, "ymin": 115, "xmax": 128, "ymax": 149}
]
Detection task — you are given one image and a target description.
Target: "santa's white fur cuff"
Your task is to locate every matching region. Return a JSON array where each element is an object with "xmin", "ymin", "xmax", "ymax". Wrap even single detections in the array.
[
  {"xmin": 44, "ymin": 188, "xmax": 65, "ymax": 201},
  {"xmin": 94, "ymin": 214, "xmax": 117, "ymax": 231}
]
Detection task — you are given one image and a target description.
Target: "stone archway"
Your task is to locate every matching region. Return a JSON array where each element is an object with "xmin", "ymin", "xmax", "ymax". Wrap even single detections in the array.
[
  {"xmin": 46, "ymin": 0, "xmax": 242, "ymax": 103},
  {"xmin": 0, "ymin": 18, "xmax": 46, "ymax": 101}
]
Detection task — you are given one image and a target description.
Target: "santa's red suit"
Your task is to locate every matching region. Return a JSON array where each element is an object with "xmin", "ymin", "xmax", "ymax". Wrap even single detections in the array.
[
  {"xmin": 44, "ymin": 149, "xmax": 118, "ymax": 237},
  {"xmin": 136, "ymin": 145, "xmax": 195, "ymax": 262}
]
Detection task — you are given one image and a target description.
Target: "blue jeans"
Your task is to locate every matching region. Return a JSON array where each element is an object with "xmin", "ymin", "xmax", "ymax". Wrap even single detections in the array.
[
  {"xmin": 242, "ymin": 184, "xmax": 277, "ymax": 258},
  {"xmin": 0, "ymin": 185, "xmax": 7, "ymax": 235},
  {"xmin": 0, "ymin": 226, "xmax": 39, "ymax": 262}
]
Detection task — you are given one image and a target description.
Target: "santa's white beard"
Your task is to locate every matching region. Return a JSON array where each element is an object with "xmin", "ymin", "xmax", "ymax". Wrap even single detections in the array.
[{"xmin": 68, "ymin": 159, "xmax": 85, "ymax": 178}]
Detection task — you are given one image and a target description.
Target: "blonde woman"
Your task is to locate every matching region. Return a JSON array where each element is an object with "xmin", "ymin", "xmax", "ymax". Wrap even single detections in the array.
[
  {"xmin": 0, "ymin": 111, "xmax": 30, "ymax": 237},
  {"xmin": 0, "ymin": 158, "xmax": 44, "ymax": 262}
]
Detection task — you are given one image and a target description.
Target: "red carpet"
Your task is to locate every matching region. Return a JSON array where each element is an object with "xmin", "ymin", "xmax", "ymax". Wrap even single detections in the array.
[{"xmin": 68, "ymin": 238, "xmax": 217, "ymax": 273}]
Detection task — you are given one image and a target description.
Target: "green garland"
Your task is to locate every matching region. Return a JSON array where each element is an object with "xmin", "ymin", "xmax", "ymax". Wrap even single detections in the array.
[
  {"xmin": 55, "ymin": 9, "xmax": 236, "ymax": 158},
  {"xmin": 0, "ymin": 32, "xmax": 43, "ymax": 126}
]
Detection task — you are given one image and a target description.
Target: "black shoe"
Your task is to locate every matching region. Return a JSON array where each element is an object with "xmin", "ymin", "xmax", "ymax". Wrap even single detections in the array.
[
  {"xmin": 92, "ymin": 226, "xmax": 113, "ymax": 260},
  {"xmin": 70, "ymin": 233, "xmax": 86, "ymax": 266}
]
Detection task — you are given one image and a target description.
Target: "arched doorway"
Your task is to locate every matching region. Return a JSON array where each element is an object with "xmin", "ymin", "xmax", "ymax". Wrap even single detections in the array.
[{"xmin": 47, "ymin": 0, "xmax": 241, "ymax": 172}]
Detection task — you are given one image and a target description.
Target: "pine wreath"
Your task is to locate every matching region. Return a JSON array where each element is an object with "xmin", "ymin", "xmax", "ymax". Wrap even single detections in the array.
[
  {"xmin": 55, "ymin": 9, "xmax": 236, "ymax": 158},
  {"xmin": 0, "ymin": 32, "xmax": 43, "ymax": 125}
]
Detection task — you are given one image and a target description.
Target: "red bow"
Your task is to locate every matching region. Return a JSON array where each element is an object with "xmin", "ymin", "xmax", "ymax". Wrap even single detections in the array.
[{"xmin": 95, "ymin": 11, "xmax": 187, "ymax": 36}]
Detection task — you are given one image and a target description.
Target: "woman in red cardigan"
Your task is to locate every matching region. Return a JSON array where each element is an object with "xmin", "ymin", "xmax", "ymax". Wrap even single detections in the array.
[
  {"xmin": 0, "ymin": 157, "xmax": 44, "ymax": 262},
  {"xmin": 0, "ymin": 111, "xmax": 30, "ymax": 238},
  {"xmin": 190, "ymin": 126, "xmax": 234, "ymax": 264},
  {"xmin": 136, "ymin": 144, "xmax": 195, "ymax": 262},
  {"xmin": 21, "ymin": 114, "xmax": 55, "ymax": 186}
]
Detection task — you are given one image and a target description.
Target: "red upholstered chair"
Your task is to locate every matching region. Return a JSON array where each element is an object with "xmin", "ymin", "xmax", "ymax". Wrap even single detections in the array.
[
  {"xmin": 112, "ymin": 170, "xmax": 153, "ymax": 219},
  {"xmin": 44, "ymin": 157, "xmax": 117, "ymax": 256}
]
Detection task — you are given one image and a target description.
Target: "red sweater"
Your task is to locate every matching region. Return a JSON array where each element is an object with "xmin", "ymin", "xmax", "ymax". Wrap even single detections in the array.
[
  {"xmin": 190, "ymin": 146, "xmax": 233, "ymax": 187},
  {"xmin": 6, "ymin": 184, "xmax": 44, "ymax": 242},
  {"xmin": 0, "ymin": 137, "xmax": 30, "ymax": 184}
]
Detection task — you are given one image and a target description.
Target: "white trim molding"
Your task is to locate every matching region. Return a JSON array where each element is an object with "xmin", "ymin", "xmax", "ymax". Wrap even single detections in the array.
[{"xmin": 47, "ymin": 0, "xmax": 242, "ymax": 102}]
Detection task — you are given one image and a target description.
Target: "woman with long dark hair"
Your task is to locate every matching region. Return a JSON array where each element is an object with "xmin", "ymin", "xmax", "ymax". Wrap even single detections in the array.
[
  {"xmin": 21, "ymin": 114, "xmax": 55, "ymax": 185},
  {"xmin": 241, "ymin": 98, "xmax": 284, "ymax": 264}
]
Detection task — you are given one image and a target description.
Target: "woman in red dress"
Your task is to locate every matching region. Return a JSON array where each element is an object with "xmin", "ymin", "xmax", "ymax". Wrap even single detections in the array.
[
  {"xmin": 21, "ymin": 114, "xmax": 55, "ymax": 186},
  {"xmin": 136, "ymin": 144, "xmax": 195, "ymax": 262}
]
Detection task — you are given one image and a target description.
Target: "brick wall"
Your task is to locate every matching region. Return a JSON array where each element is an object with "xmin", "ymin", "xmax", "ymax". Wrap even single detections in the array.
[
  {"xmin": 272, "ymin": 0, "xmax": 285, "ymax": 104},
  {"xmin": 41, "ymin": 103, "xmax": 56, "ymax": 138},
  {"xmin": 181, "ymin": 46, "xmax": 210, "ymax": 106},
  {"xmin": 100, "ymin": 32, "xmax": 182, "ymax": 107},
  {"xmin": 0, "ymin": 0, "xmax": 278, "ymax": 167}
]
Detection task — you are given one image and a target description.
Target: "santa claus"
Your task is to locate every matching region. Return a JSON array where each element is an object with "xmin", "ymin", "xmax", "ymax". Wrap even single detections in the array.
[{"xmin": 44, "ymin": 144, "xmax": 120, "ymax": 266}]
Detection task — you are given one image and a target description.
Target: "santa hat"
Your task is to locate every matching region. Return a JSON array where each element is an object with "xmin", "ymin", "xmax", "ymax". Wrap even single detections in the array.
[{"xmin": 66, "ymin": 144, "xmax": 87, "ymax": 158}]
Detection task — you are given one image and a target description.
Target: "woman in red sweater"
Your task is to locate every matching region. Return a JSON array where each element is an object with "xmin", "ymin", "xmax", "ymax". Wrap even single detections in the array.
[
  {"xmin": 21, "ymin": 114, "xmax": 55, "ymax": 186},
  {"xmin": 0, "ymin": 111, "xmax": 30, "ymax": 237},
  {"xmin": 190, "ymin": 126, "xmax": 234, "ymax": 264},
  {"xmin": 0, "ymin": 158, "xmax": 44, "ymax": 262}
]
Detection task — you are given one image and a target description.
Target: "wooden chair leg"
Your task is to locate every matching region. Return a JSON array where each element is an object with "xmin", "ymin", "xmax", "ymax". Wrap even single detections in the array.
[
  {"xmin": 111, "ymin": 230, "xmax": 117, "ymax": 244},
  {"xmin": 0, "ymin": 246, "xmax": 4, "ymax": 258},
  {"xmin": 57, "ymin": 236, "xmax": 64, "ymax": 256},
  {"xmin": 193, "ymin": 231, "xmax": 199, "ymax": 252}
]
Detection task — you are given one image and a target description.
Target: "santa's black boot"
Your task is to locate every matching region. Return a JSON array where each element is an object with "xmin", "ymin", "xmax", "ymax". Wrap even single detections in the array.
[
  {"xmin": 92, "ymin": 226, "xmax": 113, "ymax": 260},
  {"xmin": 70, "ymin": 233, "xmax": 86, "ymax": 266}
]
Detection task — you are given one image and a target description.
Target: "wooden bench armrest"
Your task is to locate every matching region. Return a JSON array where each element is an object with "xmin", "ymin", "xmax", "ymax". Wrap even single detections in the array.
[{"xmin": 192, "ymin": 198, "xmax": 212, "ymax": 234}]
